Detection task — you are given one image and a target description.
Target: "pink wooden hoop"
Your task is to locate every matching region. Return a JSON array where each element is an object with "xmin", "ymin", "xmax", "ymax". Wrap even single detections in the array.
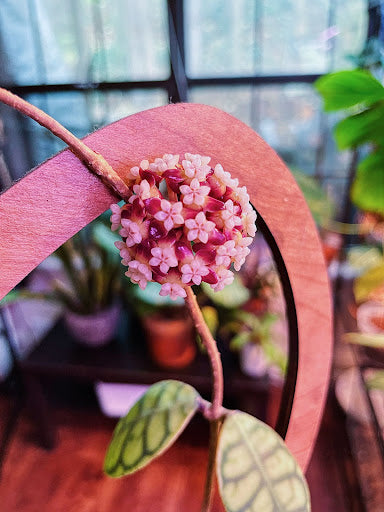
[{"xmin": 0, "ymin": 103, "xmax": 333, "ymax": 471}]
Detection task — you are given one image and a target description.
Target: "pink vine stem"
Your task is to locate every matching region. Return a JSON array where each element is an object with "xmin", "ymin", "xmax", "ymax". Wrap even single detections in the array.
[
  {"xmin": 185, "ymin": 287, "xmax": 224, "ymax": 419},
  {"xmin": 0, "ymin": 87, "xmax": 131, "ymax": 201}
]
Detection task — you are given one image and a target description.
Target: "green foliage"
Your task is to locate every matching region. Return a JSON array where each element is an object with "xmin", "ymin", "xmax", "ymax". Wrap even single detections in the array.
[
  {"xmin": 0, "ymin": 218, "xmax": 123, "ymax": 314},
  {"xmin": 353, "ymin": 262, "xmax": 384, "ymax": 303},
  {"xmin": 201, "ymin": 305, "xmax": 219, "ymax": 338},
  {"xmin": 334, "ymin": 104, "xmax": 384, "ymax": 149},
  {"xmin": 315, "ymin": 69, "xmax": 384, "ymax": 216},
  {"xmin": 217, "ymin": 412, "xmax": 310, "ymax": 512},
  {"xmin": 201, "ymin": 277, "xmax": 250, "ymax": 309},
  {"xmin": 226, "ymin": 311, "xmax": 286, "ymax": 375},
  {"xmin": 343, "ymin": 332, "xmax": 384, "ymax": 348},
  {"xmin": 315, "ymin": 69, "xmax": 384, "ymax": 111},
  {"xmin": 291, "ymin": 169, "xmax": 335, "ymax": 227},
  {"xmin": 52, "ymin": 224, "xmax": 122, "ymax": 314},
  {"xmin": 366, "ymin": 370, "xmax": 384, "ymax": 390},
  {"xmin": 104, "ymin": 380, "xmax": 200, "ymax": 477},
  {"xmin": 351, "ymin": 163, "xmax": 384, "ymax": 214}
]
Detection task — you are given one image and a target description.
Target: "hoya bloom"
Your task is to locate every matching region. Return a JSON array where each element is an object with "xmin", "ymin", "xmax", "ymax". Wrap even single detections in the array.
[
  {"xmin": 153, "ymin": 199, "xmax": 184, "ymax": 231},
  {"xmin": 114, "ymin": 240, "xmax": 132, "ymax": 266},
  {"xmin": 185, "ymin": 211, "xmax": 215, "ymax": 244},
  {"xmin": 126, "ymin": 259, "xmax": 152, "ymax": 290},
  {"xmin": 150, "ymin": 246, "xmax": 178, "ymax": 274},
  {"xmin": 110, "ymin": 153, "xmax": 257, "ymax": 299},
  {"xmin": 181, "ymin": 256, "xmax": 210, "ymax": 286},
  {"xmin": 120, "ymin": 218, "xmax": 143, "ymax": 247},
  {"xmin": 110, "ymin": 203, "xmax": 122, "ymax": 231},
  {"xmin": 180, "ymin": 179, "xmax": 210, "ymax": 207}
]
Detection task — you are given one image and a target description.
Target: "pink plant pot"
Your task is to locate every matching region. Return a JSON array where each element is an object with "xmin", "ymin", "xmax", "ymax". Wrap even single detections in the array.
[{"xmin": 64, "ymin": 304, "xmax": 121, "ymax": 347}]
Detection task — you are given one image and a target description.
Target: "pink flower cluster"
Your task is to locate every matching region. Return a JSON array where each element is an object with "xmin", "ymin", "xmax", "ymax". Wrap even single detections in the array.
[{"xmin": 110, "ymin": 153, "xmax": 257, "ymax": 300}]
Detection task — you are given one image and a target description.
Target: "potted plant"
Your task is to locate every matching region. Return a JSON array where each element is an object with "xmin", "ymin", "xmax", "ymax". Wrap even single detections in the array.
[
  {"xmin": 2, "ymin": 221, "xmax": 124, "ymax": 347},
  {"xmin": 198, "ymin": 245, "xmax": 287, "ymax": 382},
  {"xmin": 131, "ymin": 281, "xmax": 196, "ymax": 369}
]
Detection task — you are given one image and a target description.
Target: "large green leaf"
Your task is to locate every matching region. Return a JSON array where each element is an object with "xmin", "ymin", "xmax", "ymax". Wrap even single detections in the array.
[
  {"xmin": 217, "ymin": 412, "xmax": 310, "ymax": 512},
  {"xmin": 334, "ymin": 104, "xmax": 384, "ymax": 149},
  {"xmin": 351, "ymin": 163, "xmax": 384, "ymax": 215},
  {"xmin": 104, "ymin": 380, "xmax": 200, "ymax": 477},
  {"xmin": 315, "ymin": 70, "xmax": 384, "ymax": 111}
]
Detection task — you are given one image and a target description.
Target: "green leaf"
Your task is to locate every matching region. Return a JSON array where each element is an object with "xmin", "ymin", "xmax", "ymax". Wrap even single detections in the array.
[
  {"xmin": 217, "ymin": 412, "xmax": 310, "ymax": 512},
  {"xmin": 104, "ymin": 380, "xmax": 200, "ymax": 477},
  {"xmin": 315, "ymin": 70, "xmax": 384, "ymax": 111},
  {"xmin": 343, "ymin": 332, "xmax": 384, "ymax": 348},
  {"xmin": 334, "ymin": 104, "xmax": 384, "ymax": 149},
  {"xmin": 201, "ymin": 305, "xmax": 219, "ymax": 337},
  {"xmin": 366, "ymin": 370, "xmax": 384, "ymax": 390},
  {"xmin": 201, "ymin": 277, "xmax": 250, "ymax": 309},
  {"xmin": 351, "ymin": 156, "xmax": 384, "ymax": 215},
  {"xmin": 353, "ymin": 263, "xmax": 384, "ymax": 303},
  {"xmin": 230, "ymin": 331, "xmax": 252, "ymax": 351}
]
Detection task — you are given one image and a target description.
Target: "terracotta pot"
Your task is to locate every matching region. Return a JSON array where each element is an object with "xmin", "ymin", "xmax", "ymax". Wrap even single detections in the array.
[
  {"xmin": 64, "ymin": 303, "xmax": 121, "ymax": 347},
  {"xmin": 143, "ymin": 313, "xmax": 196, "ymax": 369}
]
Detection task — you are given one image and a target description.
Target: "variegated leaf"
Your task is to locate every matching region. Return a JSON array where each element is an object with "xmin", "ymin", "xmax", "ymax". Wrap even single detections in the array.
[
  {"xmin": 104, "ymin": 380, "xmax": 199, "ymax": 477},
  {"xmin": 217, "ymin": 412, "xmax": 310, "ymax": 512}
]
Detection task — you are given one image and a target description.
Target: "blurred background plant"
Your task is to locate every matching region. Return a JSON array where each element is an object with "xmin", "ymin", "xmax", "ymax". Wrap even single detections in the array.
[
  {"xmin": 0, "ymin": 215, "xmax": 126, "ymax": 350},
  {"xmin": 2, "ymin": 218, "xmax": 123, "ymax": 314},
  {"xmin": 197, "ymin": 234, "xmax": 288, "ymax": 380}
]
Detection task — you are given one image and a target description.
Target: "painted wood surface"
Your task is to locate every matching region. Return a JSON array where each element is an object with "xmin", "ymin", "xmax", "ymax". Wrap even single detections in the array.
[{"xmin": 0, "ymin": 103, "xmax": 333, "ymax": 471}]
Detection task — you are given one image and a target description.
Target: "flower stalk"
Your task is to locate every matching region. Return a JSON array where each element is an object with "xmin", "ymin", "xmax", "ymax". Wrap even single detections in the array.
[{"xmin": 185, "ymin": 287, "xmax": 223, "ymax": 419}]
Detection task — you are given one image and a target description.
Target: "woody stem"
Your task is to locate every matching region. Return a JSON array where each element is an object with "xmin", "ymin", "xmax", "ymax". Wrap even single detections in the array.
[{"xmin": 0, "ymin": 87, "xmax": 131, "ymax": 201}]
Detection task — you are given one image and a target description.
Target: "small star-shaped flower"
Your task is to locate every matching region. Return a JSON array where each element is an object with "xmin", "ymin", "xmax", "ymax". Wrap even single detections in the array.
[
  {"xmin": 211, "ymin": 267, "xmax": 234, "ymax": 291},
  {"xmin": 126, "ymin": 260, "xmax": 152, "ymax": 290},
  {"xmin": 221, "ymin": 200, "xmax": 242, "ymax": 230},
  {"xmin": 114, "ymin": 240, "xmax": 131, "ymax": 266},
  {"xmin": 180, "ymin": 178, "xmax": 210, "ymax": 206},
  {"xmin": 120, "ymin": 219, "xmax": 142, "ymax": 247},
  {"xmin": 185, "ymin": 211, "xmax": 215, "ymax": 244},
  {"xmin": 181, "ymin": 257, "xmax": 210, "ymax": 285},
  {"xmin": 149, "ymin": 247, "xmax": 178, "ymax": 273},
  {"xmin": 154, "ymin": 200, "xmax": 184, "ymax": 231},
  {"xmin": 159, "ymin": 282, "xmax": 187, "ymax": 300}
]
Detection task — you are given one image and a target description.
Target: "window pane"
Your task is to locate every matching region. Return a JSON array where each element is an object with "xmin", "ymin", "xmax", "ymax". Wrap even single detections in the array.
[
  {"xmin": 190, "ymin": 85, "xmax": 254, "ymax": 125},
  {"xmin": 1, "ymin": 89, "xmax": 168, "ymax": 183},
  {"xmin": 0, "ymin": 0, "xmax": 170, "ymax": 85},
  {"xmin": 190, "ymin": 84, "xmax": 321, "ymax": 174},
  {"xmin": 332, "ymin": 0, "xmax": 367, "ymax": 70},
  {"xmin": 185, "ymin": 0, "xmax": 367, "ymax": 77},
  {"xmin": 185, "ymin": 0, "xmax": 259, "ymax": 77}
]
